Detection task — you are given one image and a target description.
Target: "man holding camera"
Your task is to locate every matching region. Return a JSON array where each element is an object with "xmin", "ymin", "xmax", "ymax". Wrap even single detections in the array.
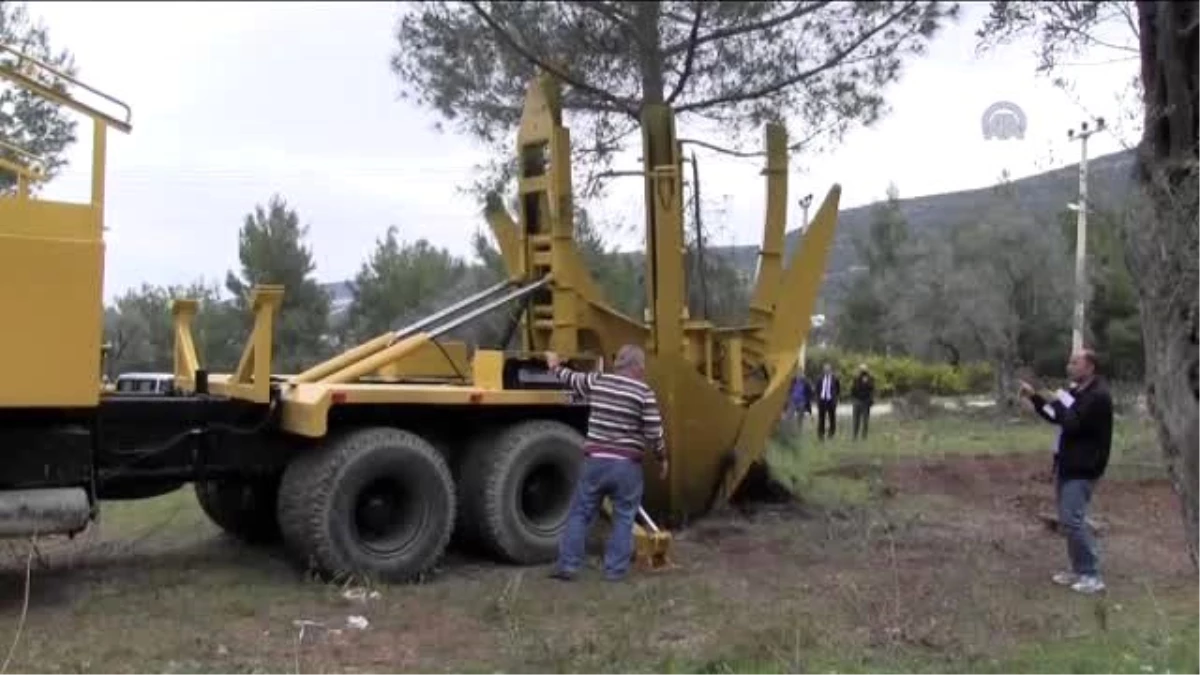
[{"xmin": 1020, "ymin": 349, "xmax": 1113, "ymax": 594}]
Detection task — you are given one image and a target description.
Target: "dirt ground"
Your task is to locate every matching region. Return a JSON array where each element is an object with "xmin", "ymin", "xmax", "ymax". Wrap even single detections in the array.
[{"xmin": 0, "ymin": 451, "xmax": 1195, "ymax": 673}]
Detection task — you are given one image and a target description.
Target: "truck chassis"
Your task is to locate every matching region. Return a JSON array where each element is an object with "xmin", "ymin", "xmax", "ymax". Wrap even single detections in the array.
[{"xmin": 1, "ymin": 365, "xmax": 592, "ymax": 583}]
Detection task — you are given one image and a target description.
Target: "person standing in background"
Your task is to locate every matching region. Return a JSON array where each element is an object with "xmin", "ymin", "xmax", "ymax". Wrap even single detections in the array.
[
  {"xmin": 786, "ymin": 373, "xmax": 813, "ymax": 434},
  {"xmin": 850, "ymin": 364, "xmax": 876, "ymax": 440},
  {"xmin": 816, "ymin": 363, "xmax": 840, "ymax": 441}
]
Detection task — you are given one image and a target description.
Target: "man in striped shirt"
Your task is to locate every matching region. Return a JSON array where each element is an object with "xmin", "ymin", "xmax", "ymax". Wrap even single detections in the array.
[{"xmin": 547, "ymin": 344, "xmax": 668, "ymax": 582}]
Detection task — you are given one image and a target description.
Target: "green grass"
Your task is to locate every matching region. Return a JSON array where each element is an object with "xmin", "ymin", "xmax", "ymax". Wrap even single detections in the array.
[
  {"xmin": 977, "ymin": 615, "xmax": 1199, "ymax": 674},
  {"xmin": 0, "ymin": 409, "xmax": 1190, "ymax": 674},
  {"xmin": 766, "ymin": 407, "xmax": 1161, "ymax": 503},
  {"xmin": 664, "ymin": 614, "xmax": 1200, "ymax": 675}
]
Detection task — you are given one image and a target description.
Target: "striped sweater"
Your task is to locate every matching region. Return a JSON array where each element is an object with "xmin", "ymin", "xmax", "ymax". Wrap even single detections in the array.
[{"xmin": 553, "ymin": 366, "xmax": 666, "ymax": 462}]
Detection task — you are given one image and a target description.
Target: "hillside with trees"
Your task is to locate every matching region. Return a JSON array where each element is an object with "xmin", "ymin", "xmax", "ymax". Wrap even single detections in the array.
[{"xmin": 98, "ymin": 143, "xmax": 1143, "ymax": 406}]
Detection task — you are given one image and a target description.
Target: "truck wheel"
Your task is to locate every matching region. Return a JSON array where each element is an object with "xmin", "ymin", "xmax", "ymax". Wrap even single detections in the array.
[
  {"xmin": 194, "ymin": 477, "xmax": 281, "ymax": 545},
  {"xmin": 276, "ymin": 427, "xmax": 455, "ymax": 583},
  {"xmin": 460, "ymin": 420, "xmax": 582, "ymax": 564}
]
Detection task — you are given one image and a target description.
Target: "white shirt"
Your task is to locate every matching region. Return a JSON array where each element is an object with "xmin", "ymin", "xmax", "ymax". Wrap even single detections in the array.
[{"xmin": 1043, "ymin": 386, "xmax": 1077, "ymax": 456}]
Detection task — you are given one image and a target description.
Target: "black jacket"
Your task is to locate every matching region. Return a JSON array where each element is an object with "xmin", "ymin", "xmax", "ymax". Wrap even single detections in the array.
[
  {"xmin": 815, "ymin": 373, "xmax": 840, "ymax": 403},
  {"xmin": 1031, "ymin": 377, "xmax": 1114, "ymax": 481},
  {"xmin": 851, "ymin": 373, "xmax": 876, "ymax": 405}
]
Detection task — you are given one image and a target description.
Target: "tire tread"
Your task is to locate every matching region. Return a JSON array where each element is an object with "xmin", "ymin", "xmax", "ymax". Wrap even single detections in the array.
[
  {"xmin": 276, "ymin": 427, "xmax": 455, "ymax": 582},
  {"xmin": 460, "ymin": 420, "xmax": 582, "ymax": 564},
  {"xmin": 194, "ymin": 478, "xmax": 282, "ymax": 545}
]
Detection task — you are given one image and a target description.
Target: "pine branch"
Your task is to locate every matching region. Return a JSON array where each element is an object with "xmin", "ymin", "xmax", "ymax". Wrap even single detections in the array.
[{"xmin": 676, "ymin": 1, "xmax": 919, "ymax": 113}]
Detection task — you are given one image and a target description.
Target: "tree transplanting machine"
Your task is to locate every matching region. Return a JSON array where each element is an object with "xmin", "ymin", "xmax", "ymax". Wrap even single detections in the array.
[{"xmin": 0, "ymin": 42, "xmax": 841, "ymax": 582}]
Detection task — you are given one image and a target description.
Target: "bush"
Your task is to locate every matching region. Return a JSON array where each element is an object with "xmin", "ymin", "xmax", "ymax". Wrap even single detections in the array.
[{"xmin": 803, "ymin": 348, "xmax": 993, "ymax": 397}]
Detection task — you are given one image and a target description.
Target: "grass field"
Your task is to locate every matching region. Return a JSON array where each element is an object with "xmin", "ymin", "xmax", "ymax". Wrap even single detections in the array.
[{"xmin": 0, "ymin": 406, "xmax": 1194, "ymax": 673}]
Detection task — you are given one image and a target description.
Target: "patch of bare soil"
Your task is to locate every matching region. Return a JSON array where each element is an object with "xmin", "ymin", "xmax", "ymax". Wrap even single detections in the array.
[
  {"xmin": 869, "ymin": 453, "xmax": 1194, "ymax": 580},
  {"xmin": 648, "ymin": 453, "xmax": 1198, "ymax": 666}
]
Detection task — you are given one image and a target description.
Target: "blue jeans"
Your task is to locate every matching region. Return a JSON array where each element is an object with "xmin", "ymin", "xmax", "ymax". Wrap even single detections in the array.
[
  {"xmin": 556, "ymin": 456, "xmax": 644, "ymax": 579},
  {"xmin": 1056, "ymin": 476, "xmax": 1100, "ymax": 576}
]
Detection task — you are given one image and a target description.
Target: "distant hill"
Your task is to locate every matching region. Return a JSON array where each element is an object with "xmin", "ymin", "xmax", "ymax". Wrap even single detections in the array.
[
  {"xmin": 727, "ymin": 146, "xmax": 1139, "ymax": 294},
  {"xmin": 324, "ymin": 280, "xmax": 354, "ymax": 317},
  {"xmin": 322, "ymin": 147, "xmax": 1138, "ymax": 318}
]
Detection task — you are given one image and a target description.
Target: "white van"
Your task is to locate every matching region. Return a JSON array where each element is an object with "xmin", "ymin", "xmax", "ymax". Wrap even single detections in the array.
[{"xmin": 114, "ymin": 372, "xmax": 177, "ymax": 395}]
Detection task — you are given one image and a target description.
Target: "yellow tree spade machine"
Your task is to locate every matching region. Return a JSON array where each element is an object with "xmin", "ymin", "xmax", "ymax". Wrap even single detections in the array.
[{"xmin": 0, "ymin": 43, "xmax": 840, "ymax": 582}]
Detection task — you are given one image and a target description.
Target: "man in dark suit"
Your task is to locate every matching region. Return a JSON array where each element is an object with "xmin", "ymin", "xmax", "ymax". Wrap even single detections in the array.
[
  {"xmin": 815, "ymin": 362, "xmax": 840, "ymax": 441},
  {"xmin": 1021, "ymin": 348, "xmax": 1113, "ymax": 595}
]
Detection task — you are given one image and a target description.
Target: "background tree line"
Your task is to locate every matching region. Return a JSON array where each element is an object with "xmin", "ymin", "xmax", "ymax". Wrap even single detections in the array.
[
  {"xmin": 831, "ymin": 175, "xmax": 1145, "ymax": 402},
  {"xmin": 102, "ymin": 163, "xmax": 1145, "ymax": 402},
  {"xmin": 99, "ymin": 187, "xmax": 757, "ymax": 378}
]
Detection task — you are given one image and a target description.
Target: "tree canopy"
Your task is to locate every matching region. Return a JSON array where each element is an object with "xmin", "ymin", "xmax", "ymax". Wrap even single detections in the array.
[
  {"xmin": 391, "ymin": 0, "xmax": 960, "ymax": 198},
  {"xmin": 346, "ymin": 226, "xmax": 466, "ymax": 344},
  {"xmin": 225, "ymin": 195, "xmax": 332, "ymax": 373},
  {"xmin": 976, "ymin": 0, "xmax": 1143, "ymax": 146},
  {"xmin": 976, "ymin": 0, "xmax": 1140, "ymax": 73}
]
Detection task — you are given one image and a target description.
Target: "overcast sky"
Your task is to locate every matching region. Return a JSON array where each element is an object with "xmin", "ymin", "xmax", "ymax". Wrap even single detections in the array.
[{"xmin": 22, "ymin": 1, "xmax": 1141, "ymax": 301}]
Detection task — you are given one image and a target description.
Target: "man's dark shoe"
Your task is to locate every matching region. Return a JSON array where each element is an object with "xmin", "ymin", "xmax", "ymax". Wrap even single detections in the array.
[
  {"xmin": 548, "ymin": 569, "xmax": 576, "ymax": 581},
  {"xmin": 604, "ymin": 573, "xmax": 627, "ymax": 583}
]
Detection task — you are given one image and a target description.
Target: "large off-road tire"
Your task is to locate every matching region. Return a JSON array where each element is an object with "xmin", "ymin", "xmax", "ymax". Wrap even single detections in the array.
[
  {"xmin": 194, "ymin": 477, "xmax": 282, "ymax": 545},
  {"xmin": 459, "ymin": 420, "xmax": 583, "ymax": 564},
  {"xmin": 276, "ymin": 427, "xmax": 456, "ymax": 583}
]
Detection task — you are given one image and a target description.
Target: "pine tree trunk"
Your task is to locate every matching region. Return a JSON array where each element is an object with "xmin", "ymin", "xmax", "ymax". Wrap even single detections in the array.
[{"xmin": 1130, "ymin": 0, "xmax": 1199, "ymax": 568}]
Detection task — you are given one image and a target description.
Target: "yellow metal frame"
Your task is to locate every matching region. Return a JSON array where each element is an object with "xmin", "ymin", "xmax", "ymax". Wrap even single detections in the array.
[
  {"xmin": 0, "ymin": 138, "xmax": 47, "ymax": 199},
  {"xmin": 0, "ymin": 42, "xmax": 132, "ymax": 409},
  {"xmin": 164, "ymin": 69, "xmax": 840, "ymax": 521},
  {"xmin": 480, "ymin": 73, "xmax": 841, "ymax": 520}
]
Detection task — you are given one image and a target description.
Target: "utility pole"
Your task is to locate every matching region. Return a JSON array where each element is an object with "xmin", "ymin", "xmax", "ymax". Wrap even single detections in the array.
[
  {"xmin": 797, "ymin": 193, "xmax": 814, "ymax": 372},
  {"xmin": 1066, "ymin": 117, "xmax": 1105, "ymax": 354}
]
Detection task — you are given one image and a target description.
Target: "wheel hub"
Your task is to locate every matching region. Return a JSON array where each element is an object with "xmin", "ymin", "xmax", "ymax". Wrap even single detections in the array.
[
  {"xmin": 353, "ymin": 478, "xmax": 424, "ymax": 555},
  {"xmin": 519, "ymin": 462, "xmax": 571, "ymax": 532}
]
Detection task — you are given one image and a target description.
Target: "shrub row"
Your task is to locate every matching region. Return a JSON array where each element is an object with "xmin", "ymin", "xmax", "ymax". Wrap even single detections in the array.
[{"xmin": 801, "ymin": 347, "xmax": 993, "ymax": 397}]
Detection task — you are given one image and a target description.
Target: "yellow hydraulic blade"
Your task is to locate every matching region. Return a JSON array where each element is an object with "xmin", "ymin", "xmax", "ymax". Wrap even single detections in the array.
[
  {"xmin": 747, "ymin": 124, "xmax": 789, "ymax": 327},
  {"xmin": 720, "ymin": 185, "xmax": 842, "ymax": 499},
  {"xmin": 763, "ymin": 184, "xmax": 842, "ymax": 359},
  {"xmin": 483, "ymin": 196, "xmax": 523, "ymax": 282}
]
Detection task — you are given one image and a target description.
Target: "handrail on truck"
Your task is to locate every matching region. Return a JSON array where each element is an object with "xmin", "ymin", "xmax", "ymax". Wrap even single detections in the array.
[
  {"xmin": 0, "ymin": 42, "xmax": 132, "ymax": 133},
  {"xmin": 0, "ymin": 138, "xmax": 46, "ymax": 177},
  {"xmin": 0, "ymin": 41, "xmax": 133, "ymax": 213}
]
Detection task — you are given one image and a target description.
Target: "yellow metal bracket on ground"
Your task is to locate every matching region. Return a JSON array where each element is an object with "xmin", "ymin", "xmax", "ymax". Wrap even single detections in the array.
[{"xmin": 600, "ymin": 498, "xmax": 676, "ymax": 572}]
